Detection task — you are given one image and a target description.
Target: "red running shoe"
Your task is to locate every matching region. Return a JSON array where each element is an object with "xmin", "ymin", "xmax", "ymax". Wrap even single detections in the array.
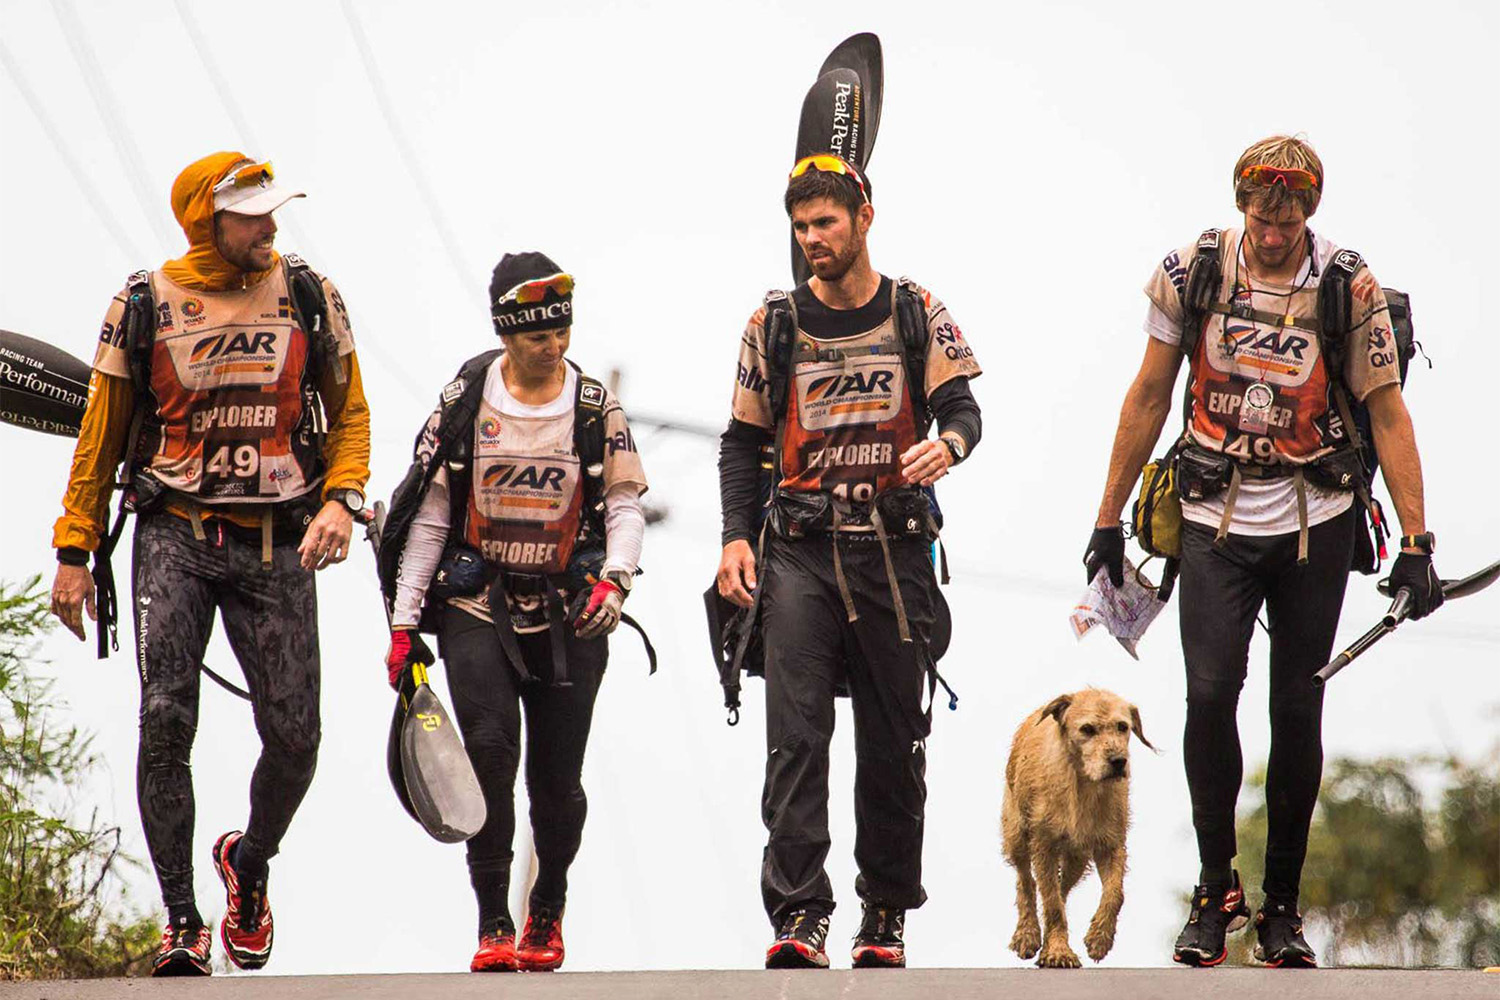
[
  {"xmin": 212, "ymin": 831, "xmax": 274, "ymax": 970},
  {"xmin": 765, "ymin": 908, "xmax": 831, "ymax": 969},
  {"xmin": 471, "ymin": 928, "xmax": 519, "ymax": 972},
  {"xmin": 151, "ymin": 921, "xmax": 212, "ymax": 977},
  {"xmin": 516, "ymin": 903, "xmax": 566, "ymax": 971},
  {"xmin": 851, "ymin": 905, "xmax": 906, "ymax": 968}
]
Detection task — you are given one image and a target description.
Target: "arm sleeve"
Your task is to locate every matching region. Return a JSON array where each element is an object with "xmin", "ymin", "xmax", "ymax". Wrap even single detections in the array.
[
  {"xmin": 52, "ymin": 371, "xmax": 135, "ymax": 553},
  {"xmin": 601, "ymin": 483, "xmax": 645, "ymax": 578},
  {"xmin": 929, "ymin": 377, "xmax": 982, "ymax": 456},
  {"xmin": 391, "ymin": 465, "xmax": 451, "ymax": 628},
  {"xmin": 318, "ymin": 352, "xmax": 372, "ymax": 500},
  {"xmin": 719, "ymin": 417, "xmax": 772, "ymax": 546}
]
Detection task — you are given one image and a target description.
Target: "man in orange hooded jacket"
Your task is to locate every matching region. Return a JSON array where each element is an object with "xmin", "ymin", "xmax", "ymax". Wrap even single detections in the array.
[{"xmin": 49, "ymin": 152, "xmax": 371, "ymax": 977}]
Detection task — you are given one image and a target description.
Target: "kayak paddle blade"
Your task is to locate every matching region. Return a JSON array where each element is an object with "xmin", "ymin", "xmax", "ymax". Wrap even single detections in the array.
[
  {"xmin": 399, "ymin": 678, "xmax": 487, "ymax": 843},
  {"xmin": 0, "ymin": 329, "xmax": 91, "ymax": 437}
]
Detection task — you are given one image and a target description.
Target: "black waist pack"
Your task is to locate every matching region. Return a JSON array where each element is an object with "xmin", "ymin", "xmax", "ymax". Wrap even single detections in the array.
[
  {"xmin": 431, "ymin": 545, "xmax": 488, "ymax": 600},
  {"xmin": 875, "ymin": 487, "xmax": 936, "ymax": 538},
  {"xmin": 1304, "ymin": 448, "xmax": 1365, "ymax": 492},
  {"xmin": 769, "ymin": 490, "xmax": 834, "ymax": 538},
  {"xmin": 1175, "ymin": 447, "xmax": 1233, "ymax": 502}
]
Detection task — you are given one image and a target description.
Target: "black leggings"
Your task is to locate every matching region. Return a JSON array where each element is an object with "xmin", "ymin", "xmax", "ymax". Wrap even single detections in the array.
[
  {"xmin": 438, "ymin": 605, "xmax": 605, "ymax": 931},
  {"xmin": 1178, "ymin": 506, "xmax": 1355, "ymax": 901},
  {"xmin": 132, "ymin": 514, "xmax": 321, "ymax": 917}
]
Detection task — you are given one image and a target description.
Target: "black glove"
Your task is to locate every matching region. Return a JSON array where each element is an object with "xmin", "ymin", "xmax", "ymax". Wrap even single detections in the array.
[
  {"xmin": 1386, "ymin": 552, "xmax": 1444, "ymax": 621},
  {"xmin": 1084, "ymin": 526, "xmax": 1125, "ymax": 588}
]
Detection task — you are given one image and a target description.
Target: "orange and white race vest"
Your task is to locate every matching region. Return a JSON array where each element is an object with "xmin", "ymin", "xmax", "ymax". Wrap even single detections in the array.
[{"xmin": 94, "ymin": 268, "xmax": 344, "ymax": 502}]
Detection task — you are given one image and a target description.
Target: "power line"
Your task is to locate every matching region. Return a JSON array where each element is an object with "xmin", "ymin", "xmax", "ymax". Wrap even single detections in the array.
[
  {"xmin": 50, "ymin": 0, "xmax": 177, "ymax": 254},
  {"xmin": 340, "ymin": 0, "xmax": 483, "ymax": 306},
  {"xmin": 170, "ymin": 0, "xmax": 426, "ymax": 406},
  {"xmin": 0, "ymin": 39, "xmax": 143, "ymax": 261}
]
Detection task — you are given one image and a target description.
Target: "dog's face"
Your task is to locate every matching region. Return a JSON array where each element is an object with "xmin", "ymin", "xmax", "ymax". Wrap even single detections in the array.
[{"xmin": 1039, "ymin": 690, "xmax": 1153, "ymax": 783}]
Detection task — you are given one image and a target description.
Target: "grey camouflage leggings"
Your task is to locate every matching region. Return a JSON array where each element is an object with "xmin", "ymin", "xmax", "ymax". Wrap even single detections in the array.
[{"xmin": 131, "ymin": 513, "xmax": 321, "ymax": 913}]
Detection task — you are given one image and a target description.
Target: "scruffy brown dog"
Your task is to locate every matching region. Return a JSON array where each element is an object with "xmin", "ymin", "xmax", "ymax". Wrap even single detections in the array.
[{"xmin": 1001, "ymin": 689, "xmax": 1153, "ymax": 968}]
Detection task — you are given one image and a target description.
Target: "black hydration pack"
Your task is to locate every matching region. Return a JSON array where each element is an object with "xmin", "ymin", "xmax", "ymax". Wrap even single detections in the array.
[
  {"xmin": 1178, "ymin": 229, "xmax": 1423, "ymax": 574},
  {"xmin": 92, "ymin": 255, "xmax": 337, "ymax": 667}
]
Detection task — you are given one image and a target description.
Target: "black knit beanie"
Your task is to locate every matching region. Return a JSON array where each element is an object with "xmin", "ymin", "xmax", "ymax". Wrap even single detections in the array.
[{"xmin": 489, "ymin": 251, "xmax": 573, "ymax": 335}]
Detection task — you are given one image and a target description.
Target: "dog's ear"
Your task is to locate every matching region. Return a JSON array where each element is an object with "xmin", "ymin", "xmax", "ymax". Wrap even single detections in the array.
[
  {"xmin": 1130, "ymin": 705, "xmax": 1156, "ymax": 750},
  {"xmin": 1036, "ymin": 694, "xmax": 1072, "ymax": 727}
]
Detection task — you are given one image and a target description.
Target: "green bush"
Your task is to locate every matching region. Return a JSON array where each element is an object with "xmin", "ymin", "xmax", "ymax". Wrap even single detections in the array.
[{"xmin": 0, "ymin": 576, "xmax": 161, "ymax": 979}]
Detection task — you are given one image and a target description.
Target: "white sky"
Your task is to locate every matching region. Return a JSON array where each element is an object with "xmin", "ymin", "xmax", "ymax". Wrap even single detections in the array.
[{"xmin": 1, "ymin": 0, "xmax": 1497, "ymax": 975}]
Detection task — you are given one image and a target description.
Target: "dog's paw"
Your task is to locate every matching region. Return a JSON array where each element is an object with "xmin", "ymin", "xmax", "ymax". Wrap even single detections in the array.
[
  {"xmin": 1036, "ymin": 940, "xmax": 1081, "ymax": 969},
  {"xmin": 1010, "ymin": 922, "xmax": 1041, "ymax": 960},
  {"xmin": 1084, "ymin": 919, "xmax": 1116, "ymax": 962}
]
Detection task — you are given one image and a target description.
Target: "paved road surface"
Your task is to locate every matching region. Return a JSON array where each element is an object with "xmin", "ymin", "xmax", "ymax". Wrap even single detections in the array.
[{"xmin": 2, "ymin": 969, "xmax": 1496, "ymax": 1000}]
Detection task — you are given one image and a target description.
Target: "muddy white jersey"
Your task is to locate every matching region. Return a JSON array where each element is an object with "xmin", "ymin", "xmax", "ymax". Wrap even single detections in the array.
[
  {"xmin": 1145, "ymin": 228, "xmax": 1398, "ymax": 535},
  {"xmin": 460, "ymin": 360, "xmax": 648, "ymax": 576}
]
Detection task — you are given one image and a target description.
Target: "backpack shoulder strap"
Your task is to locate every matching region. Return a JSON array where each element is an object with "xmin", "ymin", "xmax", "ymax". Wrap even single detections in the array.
[
  {"xmin": 572, "ymin": 362, "xmax": 607, "ymax": 467},
  {"xmin": 281, "ymin": 253, "xmax": 343, "ymax": 385},
  {"xmin": 121, "ymin": 269, "xmax": 156, "ymax": 397},
  {"xmin": 1316, "ymin": 246, "xmax": 1364, "ymax": 356},
  {"xmin": 763, "ymin": 289, "xmax": 798, "ymax": 424},
  {"xmin": 441, "ymin": 348, "xmax": 503, "ymax": 517},
  {"xmin": 1179, "ymin": 229, "xmax": 1224, "ymax": 362},
  {"xmin": 572, "ymin": 362, "xmax": 608, "ymax": 530},
  {"xmin": 894, "ymin": 277, "xmax": 932, "ymax": 434}
]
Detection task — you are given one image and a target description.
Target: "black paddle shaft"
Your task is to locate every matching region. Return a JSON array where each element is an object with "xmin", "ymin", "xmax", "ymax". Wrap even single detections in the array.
[
  {"xmin": 1311, "ymin": 590, "xmax": 1410, "ymax": 687},
  {"xmin": 1313, "ymin": 556, "xmax": 1500, "ymax": 686}
]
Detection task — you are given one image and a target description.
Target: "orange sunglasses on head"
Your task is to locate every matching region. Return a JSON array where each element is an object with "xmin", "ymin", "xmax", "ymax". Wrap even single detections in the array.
[
  {"xmin": 789, "ymin": 154, "xmax": 870, "ymax": 204},
  {"xmin": 1240, "ymin": 164, "xmax": 1320, "ymax": 192},
  {"xmin": 212, "ymin": 160, "xmax": 274, "ymax": 195},
  {"xmin": 495, "ymin": 272, "xmax": 574, "ymax": 306}
]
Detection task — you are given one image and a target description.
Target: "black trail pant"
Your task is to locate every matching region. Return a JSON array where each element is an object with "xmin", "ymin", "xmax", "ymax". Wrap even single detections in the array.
[
  {"xmin": 759, "ymin": 531, "xmax": 936, "ymax": 927},
  {"xmin": 438, "ymin": 605, "xmax": 606, "ymax": 932},
  {"xmin": 1178, "ymin": 506, "xmax": 1355, "ymax": 901},
  {"xmin": 132, "ymin": 513, "xmax": 321, "ymax": 916}
]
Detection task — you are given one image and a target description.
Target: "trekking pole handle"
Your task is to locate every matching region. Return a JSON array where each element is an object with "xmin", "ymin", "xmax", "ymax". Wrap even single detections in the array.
[{"xmin": 1381, "ymin": 588, "xmax": 1413, "ymax": 630}]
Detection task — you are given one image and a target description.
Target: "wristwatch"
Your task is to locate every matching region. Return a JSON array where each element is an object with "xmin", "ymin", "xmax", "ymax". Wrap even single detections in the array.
[
  {"xmin": 604, "ymin": 569, "xmax": 634, "ymax": 594},
  {"xmin": 1400, "ymin": 532, "xmax": 1435, "ymax": 555},
  {"xmin": 332, "ymin": 488, "xmax": 365, "ymax": 514},
  {"xmin": 941, "ymin": 435, "xmax": 966, "ymax": 466}
]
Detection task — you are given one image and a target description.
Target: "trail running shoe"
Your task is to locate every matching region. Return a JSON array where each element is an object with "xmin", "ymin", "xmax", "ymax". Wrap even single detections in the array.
[
  {"xmin": 151, "ymin": 921, "xmax": 212, "ymax": 977},
  {"xmin": 212, "ymin": 831, "xmax": 273, "ymax": 970},
  {"xmin": 1172, "ymin": 870, "xmax": 1250, "ymax": 967},
  {"xmin": 851, "ymin": 905, "xmax": 906, "ymax": 968},
  {"xmin": 516, "ymin": 903, "xmax": 565, "ymax": 972},
  {"xmin": 765, "ymin": 908, "xmax": 831, "ymax": 969},
  {"xmin": 471, "ymin": 924, "xmax": 519, "ymax": 972},
  {"xmin": 1253, "ymin": 900, "xmax": 1318, "ymax": 968}
]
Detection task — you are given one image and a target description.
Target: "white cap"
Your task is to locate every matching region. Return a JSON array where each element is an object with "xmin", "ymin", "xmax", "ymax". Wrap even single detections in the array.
[{"xmin": 212, "ymin": 162, "xmax": 305, "ymax": 216}]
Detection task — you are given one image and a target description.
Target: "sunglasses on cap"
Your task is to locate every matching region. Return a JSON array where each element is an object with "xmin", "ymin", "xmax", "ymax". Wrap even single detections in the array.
[
  {"xmin": 212, "ymin": 160, "xmax": 274, "ymax": 196},
  {"xmin": 789, "ymin": 154, "xmax": 870, "ymax": 204},
  {"xmin": 1240, "ymin": 164, "xmax": 1320, "ymax": 192},
  {"xmin": 494, "ymin": 272, "xmax": 574, "ymax": 306}
]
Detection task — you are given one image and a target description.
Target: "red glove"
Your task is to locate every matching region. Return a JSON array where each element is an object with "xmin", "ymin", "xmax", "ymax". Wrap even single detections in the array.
[
  {"xmin": 386, "ymin": 627, "xmax": 435, "ymax": 689},
  {"xmin": 572, "ymin": 579, "xmax": 623, "ymax": 639}
]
